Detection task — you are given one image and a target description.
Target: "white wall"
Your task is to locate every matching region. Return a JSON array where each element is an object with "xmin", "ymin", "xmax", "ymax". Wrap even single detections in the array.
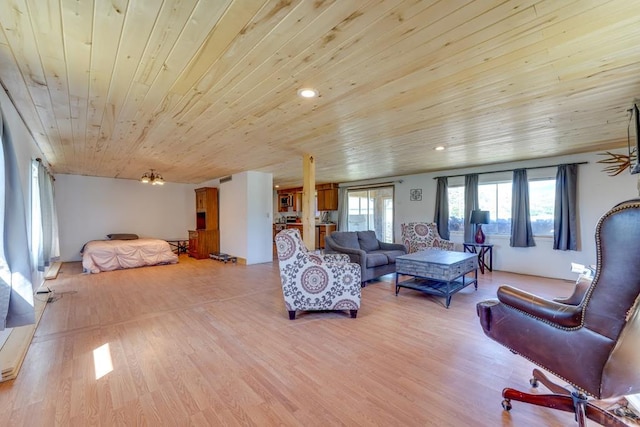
[
  {"xmin": 219, "ymin": 171, "xmax": 273, "ymax": 264},
  {"xmin": 391, "ymin": 150, "xmax": 638, "ymax": 280},
  {"xmin": 55, "ymin": 174, "xmax": 195, "ymax": 261},
  {"xmin": 50, "ymin": 147, "xmax": 637, "ymax": 278},
  {"xmin": 219, "ymin": 174, "xmax": 246, "ymax": 260},
  {"xmin": 246, "ymin": 171, "xmax": 273, "ymax": 264}
]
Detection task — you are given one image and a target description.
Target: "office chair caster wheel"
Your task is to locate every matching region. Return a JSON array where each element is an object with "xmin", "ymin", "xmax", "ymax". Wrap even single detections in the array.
[
  {"xmin": 529, "ymin": 377, "xmax": 539, "ymax": 388},
  {"xmin": 502, "ymin": 399, "xmax": 512, "ymax": 411}
]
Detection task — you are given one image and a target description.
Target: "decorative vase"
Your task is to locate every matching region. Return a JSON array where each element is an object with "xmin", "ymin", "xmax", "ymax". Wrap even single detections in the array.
[{"xmin": 475, "ymin": 225, "xmax": 485, "ymax": 244}]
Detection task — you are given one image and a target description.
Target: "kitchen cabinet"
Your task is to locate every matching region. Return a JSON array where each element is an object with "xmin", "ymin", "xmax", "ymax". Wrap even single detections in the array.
[
  {"xmin": 316, "ymin": 183, "xmax": 338, "ymax": 211},
  {"xmin": 316, "ymin": 223, "xmax": 336, "ymax": 249},
  {"xmin": 292, "ymin": 191, "xmax": 302, "ymax": 212},
  {"xmin": 287, "ymin": 224, "xmax": 303, "ymax": 240},
  {"xmin": 278, "ymin": 193, "xmax": 292, "ymax": 212},
  {"xmin": 278, "ymin": 184, "xmax": 338, "ymax": 212},
  {"xmin": 277, "ymin": 188, "xmax": 302, "ymax": 212},
  {"xmin": 273, "ymin": 224, "xmax": 286, "ymax": 240},
  {"xmin": 275, "ymin": 223, "xmax": 336, "ymax": 249}
]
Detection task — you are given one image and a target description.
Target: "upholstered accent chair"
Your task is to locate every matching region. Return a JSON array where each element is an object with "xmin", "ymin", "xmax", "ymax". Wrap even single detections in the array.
[
  {"xmin": 477, "ymin": 199, "xmax": 640, "ymax": 426},
  {"xmin": 400, "ymin": 222, "xmax": 455, "ymax": 253},
  {"xmin": 275, "ymin": 228, "xmax": 361, "ymax": 320}
]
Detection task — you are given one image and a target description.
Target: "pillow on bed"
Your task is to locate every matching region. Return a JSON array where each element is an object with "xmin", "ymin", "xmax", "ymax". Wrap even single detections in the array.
[{"xmin": 106, "ymin": 233, "xmax": 139, "ymax": 240}]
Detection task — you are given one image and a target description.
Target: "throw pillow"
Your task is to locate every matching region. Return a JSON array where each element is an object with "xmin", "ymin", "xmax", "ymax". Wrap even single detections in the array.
[
  {"xmin": 357, "ymin": 231, "xmax": 380, "ymax": 252},
  {"xmin": 330, "ymin": 231, "xmax": 360, "ymax": 249},
  {"xmin": 107, "ymin": 233, "xmax": 139, "ymax": 240}
]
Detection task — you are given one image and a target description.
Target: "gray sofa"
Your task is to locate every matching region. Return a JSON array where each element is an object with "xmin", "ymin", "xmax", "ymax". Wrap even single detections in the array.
[{"xmin": 324, "ymin": 230, "xmax": 407, "ymax": 284}]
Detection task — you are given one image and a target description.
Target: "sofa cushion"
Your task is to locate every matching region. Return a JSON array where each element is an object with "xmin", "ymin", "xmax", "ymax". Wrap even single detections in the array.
[
  {"xmin": 366, "ymin": 252, "xmax": 389, "ymax": 268},
  {"xmin": 357, "ymin": 231, "xmax": 380, "ymax": 252},
  {"xmin": 331, "ymin": 231, "xmax": 360, "ymax": 249},
  {"xmin": 382, "ymin": 250, "xmax": 406, "ymax": 264}
]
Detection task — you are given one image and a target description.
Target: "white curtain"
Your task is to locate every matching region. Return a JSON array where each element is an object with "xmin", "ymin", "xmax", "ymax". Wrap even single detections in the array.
[
  {"xmin": 0, "ymin": 109, "xmax": 34, "ymax": 329},
  {"xmin": 35, "ymin": 160, "xmax": 59, "ymax": 271}
]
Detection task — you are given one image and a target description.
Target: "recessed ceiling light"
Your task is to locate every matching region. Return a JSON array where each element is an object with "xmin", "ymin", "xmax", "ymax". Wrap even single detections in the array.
[
  {"xmin": 274, "ymin": 185, "xmax": 280, "ymax": 188},
  {"xmin": 434, "ymin": 146, "xmax": 445, "ymax": 151},
  {"xmin": 298, "ymin": 88, "xmax": 318, "ymax": 98}
]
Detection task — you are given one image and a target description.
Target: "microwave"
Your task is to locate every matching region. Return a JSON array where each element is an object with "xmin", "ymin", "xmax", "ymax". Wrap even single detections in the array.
[{"xmin": 280, "ymin": 194, "xmax": 293, "ymax": 209}]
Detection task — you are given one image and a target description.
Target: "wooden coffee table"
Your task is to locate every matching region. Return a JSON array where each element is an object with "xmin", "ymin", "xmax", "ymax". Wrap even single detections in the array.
[{"xmin": 395, "ymin": 249, "xmax": 479, "ymax": 308}]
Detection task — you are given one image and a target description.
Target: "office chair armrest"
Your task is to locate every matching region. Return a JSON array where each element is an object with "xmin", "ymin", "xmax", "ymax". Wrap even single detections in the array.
[{"xmin": 497, "ymin": 285, "xmax": 583, "ymax": 328}]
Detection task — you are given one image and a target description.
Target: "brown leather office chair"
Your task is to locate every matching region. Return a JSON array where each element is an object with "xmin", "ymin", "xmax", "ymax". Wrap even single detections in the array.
[{"xmin": 477, "ymin": 199, "xmax": 640, "ymax": 426}]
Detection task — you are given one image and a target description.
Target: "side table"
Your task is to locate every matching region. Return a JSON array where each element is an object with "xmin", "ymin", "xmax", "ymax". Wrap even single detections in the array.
[
  {"xmin": 463, "ymin": 242, "xmax": 494, "ymax": 274},
  {"xmin": 165, "ymin": 238, "xmax": 189, "ymax": 255}
]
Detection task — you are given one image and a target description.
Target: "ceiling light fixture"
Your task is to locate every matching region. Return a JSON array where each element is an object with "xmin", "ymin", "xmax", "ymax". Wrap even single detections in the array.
[
  {"xmin": 140, "ymin": 169, "xmax": 165, "ymax": 185},
  {"xmin": 297, "ymin": 88, "xmax": 318, "ymax": 98},
  {"xmin": 434, "ymin": 146, "xmax": 446, "ymax": 151}
]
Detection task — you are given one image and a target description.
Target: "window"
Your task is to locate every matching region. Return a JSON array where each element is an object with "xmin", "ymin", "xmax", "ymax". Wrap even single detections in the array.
[
  {"xmin": 448, "ymin": 178, "xmax": 556, "ymax": 237},
  {"xmin": 347, "ymin": 186, "xmax": 394, "ymax": 243},
  {"xmin": 448, "ymin": 186, "xmax": 464, "ymax": 233},
  {"xmin": 528, "ymin": 179, "xmax": 556, "ymax": 236},
  {"xmin": 478, "ymin": 182, "xmax": 512, "ymax": 235}
]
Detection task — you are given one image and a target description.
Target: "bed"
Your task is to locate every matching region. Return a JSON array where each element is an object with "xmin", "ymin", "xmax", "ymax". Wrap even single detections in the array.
[{"xmin": 81, "ymin": 238, "xmax": 179, "ymax": 273}]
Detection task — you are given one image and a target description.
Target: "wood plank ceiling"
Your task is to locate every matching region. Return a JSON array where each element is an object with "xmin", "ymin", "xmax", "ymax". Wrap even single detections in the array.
[{"xmin": 0, "ymin": 0, "xmax": 639, "ymax": 188}]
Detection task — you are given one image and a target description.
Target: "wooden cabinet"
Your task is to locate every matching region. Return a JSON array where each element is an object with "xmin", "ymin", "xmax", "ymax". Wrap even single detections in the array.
[
  {"xmin": 292, "ymin": 191, "xmax": 302, "ymax": 212},
  {"xmin": 317, "ymin": 183, "xmax": 338, "ymax": 211},
  {"xmin": 277, "ymin": 188, "xmax": 302, "ymax": 212},
  {"xmin": 188, "ymin": 229, "xmax": 219, "ymax": 259},
  {"xmin": 287, "ymin": 224, "xmax": 303, "ymax": 240},
  {"xmin": 317, "ymin": 224, "xmax": 336, "ymax": 249},
  {"xmin": 276, "ymin": 223, "xmax": 336, "ymax": 250},
  {"xmin": 195, "ymin": 187, "xmax": 219, "ymax": 229},
  {"xmin": 190, "ymin": 187, "xmax": 220, "ymax": 259},
  {"xmin": 279, "ymin": 184, "xmax": 338, "ymax": 212},
  {"xmin": 317, "ymin": 189, "xmax": 338, "ymax": 211}
]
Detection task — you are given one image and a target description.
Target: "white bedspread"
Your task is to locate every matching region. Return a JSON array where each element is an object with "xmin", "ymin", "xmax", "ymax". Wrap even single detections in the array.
[{"xmin": 82, "ymin": 238, "xmax": 179, "ymax": 273}]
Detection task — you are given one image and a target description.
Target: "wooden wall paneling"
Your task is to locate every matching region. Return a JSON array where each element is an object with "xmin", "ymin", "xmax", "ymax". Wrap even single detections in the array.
[
  {"xmin": 0, "ymin": 29, "xmax": 56, "ymax": 162},
  {"xmin": 26, "ymin": 0, "xmax": 73, "ymax": 168},
  {"xmin": 0, "ymin": 0, "xmax": 64, "ymax": 161},
  {"xmin": 97, "ymin": 0, "xmax": 164, "ymax": 176},
  {"xmin": 84, "ymin": 0, "xmax": 128, "ymax": 172},
  {"xmin": 155, "ymin": 0, "xmax": 388, "ymax": 166},
  {"xmin": 61, "ymin": 0, "xmax": 93, "ymax": 165},
  {"xmin": 119, "ymin": 0, "xmax": 265, "ymax": 179},
  {"xmin": 0, "ymin": 0, "xmax": 638, "ymax": 187},
  {"xmin": 179, "ymin": 0, "xmax": 403, "ymax": 146},
  {"xmin": 108, "ymin": 0, "xmax": 200, "ymax": 178},
  {"xmin": 148, "ymin": 0, "xmax": 311, "ymax": 158}
]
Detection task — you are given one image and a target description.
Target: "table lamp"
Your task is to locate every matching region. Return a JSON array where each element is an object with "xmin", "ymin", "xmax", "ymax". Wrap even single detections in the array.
[{"xmin": 470, "ymin": 210, "xmax": 490, "ymax": 244}]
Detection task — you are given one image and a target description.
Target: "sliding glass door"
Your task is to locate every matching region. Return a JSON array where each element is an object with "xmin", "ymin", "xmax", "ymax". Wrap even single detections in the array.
[{"xmin": 346, "ymin": 186, "xmax": 394, "ymax": 243}]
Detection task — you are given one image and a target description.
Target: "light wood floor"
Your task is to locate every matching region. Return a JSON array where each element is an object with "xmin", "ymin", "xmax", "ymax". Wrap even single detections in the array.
[{"xmin": 0, "ymin": 256, "xmax": 613, "ymax": 426}]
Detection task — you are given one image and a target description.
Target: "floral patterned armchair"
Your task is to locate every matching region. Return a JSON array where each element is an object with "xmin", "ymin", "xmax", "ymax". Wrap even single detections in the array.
[
  {"xmin": 400, "ymin": 222, "xmax": 455, "ymax": 253},
  {"xmin": 275, "ymin": 228, "xmax": 361, "ymax": 320}
]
